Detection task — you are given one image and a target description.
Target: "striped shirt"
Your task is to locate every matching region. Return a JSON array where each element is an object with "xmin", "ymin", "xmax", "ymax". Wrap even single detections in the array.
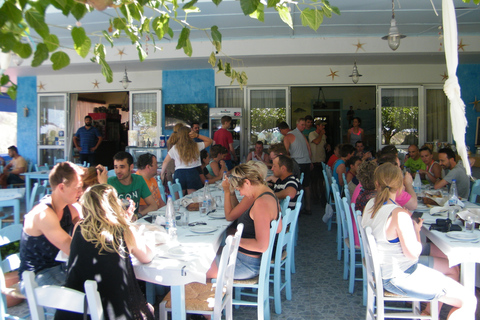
[{"xmin": 273, "ymin": 175, "xmax": 301, "ymax": 210}]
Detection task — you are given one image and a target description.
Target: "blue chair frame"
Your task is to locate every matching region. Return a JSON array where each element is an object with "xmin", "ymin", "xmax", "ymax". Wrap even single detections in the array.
[{"xmin": 167, "ymin": 178, "xmax": 184, "ymax": 201}]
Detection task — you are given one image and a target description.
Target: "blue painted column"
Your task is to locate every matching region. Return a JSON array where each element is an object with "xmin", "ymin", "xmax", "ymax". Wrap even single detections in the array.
[{"xmin": 16, "ymin": 76, "xmax": 37, "ymax": 165}]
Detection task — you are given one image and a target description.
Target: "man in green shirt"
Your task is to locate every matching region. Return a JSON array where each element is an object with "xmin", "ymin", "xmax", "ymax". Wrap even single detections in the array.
[
  {"xmin": 404, "ymin": 145, "xmax": 426, "ymax": 175},
  {"xmin": 302, "ymin": 115, "xmax": 316, "ymax": 141},
  {"xmin": 108, "ymin": 151, "xmax": 158, "ymax": 219}
]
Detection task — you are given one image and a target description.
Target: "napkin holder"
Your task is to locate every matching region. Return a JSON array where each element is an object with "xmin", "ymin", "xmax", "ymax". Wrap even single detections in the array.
[{"xmin": 429, "ymin": 218, "xmax": 462, "ymax": 232}]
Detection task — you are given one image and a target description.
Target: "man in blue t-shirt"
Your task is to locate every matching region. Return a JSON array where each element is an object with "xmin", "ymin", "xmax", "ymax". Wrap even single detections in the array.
[
  {"xmin": 73, "ymin": 115, "xmax": 103, "ymax": 166},
  {"xmin": 108, "ymin": 151, "xmax": 158, "ymax": 219}
]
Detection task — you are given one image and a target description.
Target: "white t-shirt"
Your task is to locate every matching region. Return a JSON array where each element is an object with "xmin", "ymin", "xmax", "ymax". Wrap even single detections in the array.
[{"xmin": 168, "ymin": 142, "xmax": 205, "ymax": 169}]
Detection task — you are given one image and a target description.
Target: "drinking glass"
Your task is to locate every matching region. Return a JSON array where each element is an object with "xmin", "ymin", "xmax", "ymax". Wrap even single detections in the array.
[
  {"xmin": 173, "ymin": 201, "xmax": 181, "ymax": 212},
  {"xmin": 180, "ymin": 211, "xmax": 189, "ymax": 228},
  {"xmin": 200, "ymin": 202, "xmax": 208, "ymax": 217},
  {"xmin": 465, "ymin": 215, "xmax": 475, "ymax": 233},
  {"xmin": 215, "ymin": 196, "xmax": 223, "ymax": 208}
]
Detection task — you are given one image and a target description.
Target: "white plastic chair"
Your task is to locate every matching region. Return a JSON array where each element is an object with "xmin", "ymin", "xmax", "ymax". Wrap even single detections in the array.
[
  {"xmin": 160, "ymin": 224, "xmax": 243, "ymax": 320},
  {"xmin": 34, "ymin": 164, "xmax": 49, "ymax": 172},
  {"xmin": 469, "ymin": 179, "xmax": 480, "ymax": 204},
  {"xmin": 362, "ymin": 227, "xmax": 439, "ymax": 320},
  {"xmin": 291, "ymin": 190, "xmax": 304, "ymax": 273},
  {"xmin": 28, "ymin": 181, "xmax": 48, "ymax": 211},
  {"xmin": 341, "ymin": 197, "xmax": 362, "ymax": 294},
  {"xmin": 299, "ymin": 172, "xmax": 304, "ymax": 184},
  {"xmin": 354, "ymin": 208, "xmax": 368, "ymax": 306},
  {"xmin": 168, "ymin": 178, "xmax": 184, "ymax": 201},
  {"xmin": 233, "ymin": 219, "xmax": 280, "ymax": 320},
  {"xmin": 279, "ymin": 196, "xmax": 290, "ymax": 217},
  {"xmin": 23, "ymin": 270, "xmax": 104, "ymax": 320},
  {"xmin": 155, "ymin": 176, "xmax": 167, "ymax": 204},
  {"xmin": 332, "ymin": 186, "xmax": 343, "ymax": 261},
  {"xmin": 53, "ymin": 157, "xmax": 66, "ymax": 165},
  {"xmin": 323, "ymin": 168, "xmax": 336, "ymax": 231},
  {"xmin": 0, "ymin": 224, "xmax": 26, "ymax": 320}
]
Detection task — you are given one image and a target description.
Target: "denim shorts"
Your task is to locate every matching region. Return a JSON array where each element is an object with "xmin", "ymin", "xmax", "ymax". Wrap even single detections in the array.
[
  {"xmin": 234, "ymin": 252, "xmax": 261, "ymax": 280},
  {"xmin": 383, "ymin": 263, "xmax": 447, "ymax": 300},
  {"xmin": 174, "ymin": 167, "xmax": 203, "ymax": 191},
  {"xmin": 20, "ymin": 264, "xmax": 67, "ymax": 295}
]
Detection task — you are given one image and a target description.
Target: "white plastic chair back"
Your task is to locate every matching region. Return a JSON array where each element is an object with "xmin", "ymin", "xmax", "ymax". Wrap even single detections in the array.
[
  {"xmin": 279, "ymin": 196, "xmax": 290, "ymax": 217},
  {"xmin": 344, "ymin": 184, "xmax": 351, "ymax": 204},
  {"xmin": 23, "ymin": 270, "xmax": 104, "ymax": 320},
  {"xmin": 299, "ymin": 172, "xmax": 304, "ymax": 184},
  {"xmin": 155, "ymin": 176, "xmax": 167, "ymax": 203},
  {"xmin": 168, "ymin": 178, "xmax": 184, "ymax": 201},
  {"xmin": 35, "ymin": 164, "xmax": 49, "ymax": 172},
  {"xmin": 469, "ymin": 179, "xmax": 480, "ymax": 203},
  {"xmin": 28, "ymin": 181, "xmax": 48, "ymax": 211}
]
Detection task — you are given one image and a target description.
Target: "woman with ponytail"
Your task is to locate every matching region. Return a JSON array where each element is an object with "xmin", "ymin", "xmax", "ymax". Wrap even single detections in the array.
[{"xmin": 361, "ymin": 163, "xmax": 476, "ymax": 319}]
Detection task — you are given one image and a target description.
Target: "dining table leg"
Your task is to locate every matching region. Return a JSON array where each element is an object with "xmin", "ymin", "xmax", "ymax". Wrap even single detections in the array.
[
  {"xmin": 170, "ymin": 285, "xmax": 186, "ymax": 320},
  {"xmin": 25, "ymin": 176, "xmax": 32, "ymax": 212},
  {"xmin": 460, "ymin": 262, "xmax": 476, "ymax": 320}
]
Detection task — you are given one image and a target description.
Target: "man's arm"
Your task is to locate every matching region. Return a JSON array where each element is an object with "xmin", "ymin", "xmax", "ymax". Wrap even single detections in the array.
[
  {"xmin": 283, "ymin": 134, "xmax": 294, "ymax": 156},
  {"xmin": 138, "ymin": 195, "xmax": 158, "ymax": 216},
  {"xmin": 73, "ymin": 136, "xmax": 81, "ymax": 152},
  {"xmin": 304, "ymin": 135, "xmax": 312, "ymax": 159},
  {"xmin": 91, "ymin": 136, "xmax": 103, "ymax": 152},
  {"xmin": 37, "ymin": 209, "xmax": 72, "ymax": 255},
  {"xmin": 434, "ymin": 178, "xmax": 449, "ymax": 190},
  {"xmin": 228, "ymin": 143, "xmax": 237, "ymax": 161},
  {"xmin": 310, "ymin": 132, "xmax": 324, "ymax": 145},
  {"xmin": 274, "ymin": 186, "xmax": 297, "ymax": 201}
]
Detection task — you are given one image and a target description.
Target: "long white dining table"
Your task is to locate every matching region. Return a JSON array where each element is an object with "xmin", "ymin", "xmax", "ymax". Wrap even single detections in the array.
[
  {"xmin": 416, "ymin": 199, "xmax": 480, "ymax": 320},
  {"xmin": 22, "ymin": 170, "xmax": 50, "ymax": 212},
  {"xmin": 132, "ymin": 186, "xmax": 231, "ymax": 320}
]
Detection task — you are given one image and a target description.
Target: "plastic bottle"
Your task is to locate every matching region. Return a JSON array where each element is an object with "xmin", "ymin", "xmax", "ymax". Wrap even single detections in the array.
[
  {"xmin": 222, "ymin": 171, "xmax": 228, "ymax": 181},
  {"xmin": 203, "ymin": 180, "xmax": 213, "ymax": 212},
  {"xmin": 165, "ymin": 195, "xmax": 177, "ymax": 240},
  {"xmin": 413, "ymin": 170, "xmax": 422, "ymax": 194},
  {"xmin": 448, "ymin": 179, "xmax": 459, "ymax": 206}
]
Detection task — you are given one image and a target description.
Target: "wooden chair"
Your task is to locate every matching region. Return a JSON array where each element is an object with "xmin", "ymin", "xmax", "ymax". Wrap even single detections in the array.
[
  {"xmin": 362, "ymin": 227, "xmax": 439, "ymax": 320},
  {"xmin": 160, "ymin": 224, "xmax": 244, "ymax": 320},
  {"xmin": 23, "ymin": 270, "xmax": 104, "ymax": 320},
  {"xmin": 232, "ymin": 219, "xmax": 280, "ymax": 320},
  {"xmin": 168, "ymin": 178, "xmax": 184, "ymax": 201}
]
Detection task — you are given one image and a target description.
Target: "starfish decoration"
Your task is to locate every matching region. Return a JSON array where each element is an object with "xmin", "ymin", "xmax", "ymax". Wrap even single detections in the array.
[
  {"xmin": 116, "ymin": 48, "xmax": 126, "ymax": 58},
  {"xmin": 37, "ymin": 82, "xmax": 45, "ymax": 91},
  {"xmin": 353, "ymin": 40, "xmax": 366, "ymax": 53},
  {"xmin": 458, "ymin": 39, "xmax": 468, "ymax": 52},
  {"xmin": 92, "ymin": 80, "xmax": 100, "ymax": 89},
  {"xmin": 327, "ymin": 68, "xmax": 339, "ymax": 81},
  {"xmin": 470, "ymin": 96, "xmax": 480, "ymax": 111},
  {"xmin": 441, "ymin": 72, "xmax": 448, "ymax": 81}
]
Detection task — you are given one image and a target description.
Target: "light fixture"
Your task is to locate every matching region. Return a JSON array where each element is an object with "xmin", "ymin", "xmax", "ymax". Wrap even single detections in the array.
[
  {"xmin": 349, "ymin": 60, "xmax": 362, "ymax": 84},
  {"xmin": 381, "ymin": 0, "xmax": 406, "ymax": 51},
  {"xmin": 119, "ymin": 67, "xmax": 132, "ymax": 89},
  {"xmin": 24, "ymin": 106, "xmax": 29, "ymax": 117},
  {"xmin": 313, "ymin": 87, "xmax": 328, "ymax": 109}
]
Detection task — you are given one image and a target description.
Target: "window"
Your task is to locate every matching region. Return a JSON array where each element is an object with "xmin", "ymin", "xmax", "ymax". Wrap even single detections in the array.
[{"xmin": 426, "ymin": 88, "xmax": 450, "ymax": 142}]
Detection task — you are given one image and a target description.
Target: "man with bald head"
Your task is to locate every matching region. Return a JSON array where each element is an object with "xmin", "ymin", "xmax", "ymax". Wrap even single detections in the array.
[{"xmin": 404, "ymin": 144, "xmax": 426, "ymax": 175}]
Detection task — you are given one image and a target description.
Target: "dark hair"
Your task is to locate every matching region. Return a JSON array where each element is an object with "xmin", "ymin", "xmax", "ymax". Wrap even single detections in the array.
[
  {"xmin": 438, "ymin": 148, "xmax": 456, "ymax": 160},
  {"xmin": 137, "ymin": 153, "xmax": 156, "ymax": 170},
  {"xmin": 255, "ymin": 141, "xmax": 264, "ymax": 146},
  {"xmin": 277, "ymin": 121, "xmax": 290, "ymax": 130},
  {"xmin": 304, "ymin": 115, "xmax": 314, "ymax": 121},
  {"xmin": 419, "ymin": 146, "xmax": 432, "ymax": 154},
  {"xmin": 221, "ymin": 116, "xmax": 232, "ymax": 125},
  {"xmin": 379, "ymin": 145, "xmax": 398, "ymax": 156},
  {"xmin": 49, "ymin": 161, "xmax": 83, "ymax": 190},
  {"xmin": 210, "ymin": 145, "xmax": 228, "ymax": 158},
  {"xmin": 268, "ymin": 143, "xmax": 287, "ymax": 156},
  {"xmin": 340, "ymin": 144, "xmax": 355, "ymax": 158},
  {"xmin": 84, "ymin": 115, "xmax": 92, "ymax": 120},
  {"xmin": 7, "ymin": 145, "xmax": 18, "ymax": 153},
  {"xmin": 113, "ymin": 151, "xmax": 134, "ymax": 166},
  {"xmin": 377, "ymin": 153, "xmax": 398, "ymax": 166},
  {"xmin": 277, "ymin": 154, "xmax": 294, "ymax": 173},
  {"xmin": 191, "ymin": 121, "xmax": 199, "ymax": 126},
  {"xmin": 352, "ymin": 117, "xmax": 362, "ymax": 125},
  {"xmin": 200, "ymin": 149, "xmax": 209, "ymax": 162},
  {"xmin": 346, "ymin": 156, "xmax": 361, "ymax": 168},
  {"xmin": 355, "ymin": 140, "xmax": 364, "ymax": 147}
]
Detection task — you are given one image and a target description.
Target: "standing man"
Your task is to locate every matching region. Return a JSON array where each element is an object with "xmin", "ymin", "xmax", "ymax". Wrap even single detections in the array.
[
  {"xmin": 213, "ymin": 116, "xmax": 237, "ymax": 170},
  {"xmin": 404, "ymin": 144, "xmax": 426, "ymax": 174},
  {"xmin": 108, "ymin": 151, "xmax": 158, "ymax": 219},
  {"xmin": 278, "ymin": 119, "xmax": 312, "ymax": 215},
  {"xmin": 434, "ymin": 148, "xmax": 470, "ymax": 199},
  {"xmin": 271, "ymin": 155, "xmax": 301, "ymax": 211},
  {"xmin": 0, "ymin": 145, "xmax": 27, "ymax": 188},
  {"xmin": 19, "ymin": 162, "xmax": 83, "ymax": 290},
  {"xmin": 135, "ymin": 153, "xmax": 165, "ymax": 211},
  {"xmin": 302, "ymin": 115, "xmax": 315, "ymax": 140},
  {"xmin": 73, "ymin": 115, "xmax": 103, "ymax": 166},
  {"xmin": 309, "ymin": 120, "xmax": 328, "ymax": 202},
  {"xmin": 191, "ymin": 121, "xmax": 202, "ymax": 143}
]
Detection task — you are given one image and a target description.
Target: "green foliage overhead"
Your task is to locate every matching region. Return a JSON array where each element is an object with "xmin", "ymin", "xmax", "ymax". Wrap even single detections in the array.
[{"xmin": 0, "ymin": 0, "xmax": 342, "ymax": 99}]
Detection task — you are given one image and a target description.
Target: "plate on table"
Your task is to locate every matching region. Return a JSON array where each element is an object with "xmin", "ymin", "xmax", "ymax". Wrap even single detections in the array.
[
  {"xmin": 446, "ymin": 232, "xmax": 479, "ymax": 241},
  {"xmin": 167, "ymin": 246, "xmax": 196, "ymax": 257},
  {"xmin": 208, "ymin": 211, "xmax": 226, "ymax": 219},
  {"xmin": 190, "ymin": 225, "xmax": 217, "ymax": 234}
]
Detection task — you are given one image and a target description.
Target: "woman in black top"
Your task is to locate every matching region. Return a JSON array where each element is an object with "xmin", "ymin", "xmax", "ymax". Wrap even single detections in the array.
[
  {"xmin": 55, "ymin": 184, "xmax": 154, "ymax": 320},
  {"xmin": 222, "ymin": 163, "xmax": 281, "ymax": 280}
]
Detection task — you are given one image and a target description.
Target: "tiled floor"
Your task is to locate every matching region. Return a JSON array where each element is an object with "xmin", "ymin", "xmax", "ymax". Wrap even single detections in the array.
[{"xmin": 6, "ymin": 202, "xmax": 480, "ymax": 319}]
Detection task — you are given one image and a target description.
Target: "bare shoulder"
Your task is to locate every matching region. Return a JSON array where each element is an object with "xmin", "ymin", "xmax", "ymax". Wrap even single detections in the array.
[{"xmin": 24, "ymin": 204, "xmax": 57, "ymax": 235}]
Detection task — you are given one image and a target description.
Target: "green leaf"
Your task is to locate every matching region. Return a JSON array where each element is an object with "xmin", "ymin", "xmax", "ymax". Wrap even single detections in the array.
[
  {"xmin": 300, "ymin": 7, "xmax": 323, "ymax": 30},
  {"xmin": 7, "ymin": 84, "xmax": 17, "ymax": 100},
  {"xmin": 44, "ymin": 34, "xmax": 60, "ymax": 52},
  {"xmin": 72, "ymin": 27, "xmax": 86, "ymax": 47},
  {"xmin": 167, "ymin": 27, "xmax": 174, "ymax": 39},
  {"xmin": 50, "ymin": 51, "xmax": 70, "ymax": 70},
  {"xmin": 0, "ymin": 32, "xmax": 17, "ymax": 52},
  {"xmin": 176, "ymin": 27, "xmax": 190, "ymax": 50},
  {"xmin": 208, "ymin": 52, "xmax": 216, "ymax": 67},
  {"xmin": 331, "ymin": 5, "xmax": 341, "ymax": 15},
  {"xmin": 102, "ymin": 30, "xmax": 114, "ymax": 47},
  {"xmin": 184, "ymin": 6, "xmax": 200, "ymax": 13},
  {"xmin": 120, "ymin": 4, "xmax": 132, "ymax": 24},
  {"xmin": 213, "ymin": 41, "xmax": 221, "ymax": 52},
  {"xmin": 277, "ymin": 6, "xmax": 292, "ymax": 29},
  {"xmin": 74, "ymin": 35, "xmax": 91, "ymax": 58},
  {"xmin": 240, "ymin": 0, "xmax": 260, "ymax": 15},
  {"xmin": 0, "ymin": 74, "xmax": 9, "ymax": 86},
  {"xmin": 127, "ymin": 3, "xmax": 142, "ymax": 22},
  {"xmin": 0, "ymin": 10, "xmax": 7, "ymax": 29},
  {"xmin": 32, "ymin": 43, "xmax": 49, "ymax": 67},
  {"xmin": 51, "ymin": 0, "xmax": 68, "ymax": 9},
  {"xmin": 182, "ymin": 0, "xmax": 198, "ymax": 10},
  {"xmin": 184, "ymin": 38, "xmax": 192, "ymax": 56},
  {"xmin": 141, "ymin": 17, "xmax": 150, "ymax": 33},
  {"xmin": 12, "ymin": 42, "xmax": 32, "ymax": 58},
  {"xmin": 71, "ymin": 3, "xmax": 87, "ymax": 21},
  {"xmin": 2, "ymin": 1, "xmax": 22, "ymax": 24},
  {"xmin": 212, "ymin": 0, "xmax": 222, "ymax": 6},
  {"xmin": 249, "ymin": 3, "xmax": 264, "ymax": 22},
  {"xmin": 224, "ymin": 62, "xmax": 231, "ymax": 77},
  {"xmin": 98, "ymin": 56, "xmax": 113, "ymax": 83},
  {"xmin": 211, "ymin": 26, "xmax": 222, "ymax": 43},
  {"xmin": 113, "ymin": 17, "xmax": 127, "ymax": 30},
  {"xmin": 267, "ymin": 0, "xmax": 279, "ymax": 8},
  {"xmin": 217, "ymin": 59, "xmax": 224, "ymax": 72},
  {"xmin": 152, "ymin": 16, "xmax": 169, "ymax": 40},
  {"xmin": 94, "ymin": 43, "xmax": 106, "ymax": 60},
  {"xmin": 322, "ymin": 6, "xmax": 332, "ymax": 18},
  {"xmin": 18, "ymin": 0, "xmax": 28, "ymax": 10},
  {"xmin": 136, "ymin": 42, "xmax": 147, "ymax": 61},
  {"xmin": 25, "ymin": 8, "xmax": 50, "ymax": 39}
]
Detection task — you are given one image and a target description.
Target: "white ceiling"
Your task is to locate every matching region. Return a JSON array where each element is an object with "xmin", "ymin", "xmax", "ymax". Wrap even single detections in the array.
[{"xmin": 10, "ymin": 0, "xmax": 480, "ymax": 76}]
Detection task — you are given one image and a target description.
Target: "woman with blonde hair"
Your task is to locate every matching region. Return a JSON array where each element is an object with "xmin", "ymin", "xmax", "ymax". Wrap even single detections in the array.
[
  {"xmin": 161, "ymin": 126, "xmax": 212, "ymax": 194},
  {"xmin": 55, "ymin": 184, "xmax": 154, "ymax": 320},
  {"xmin": 361, "ymin": 163, "xmax": 476, "ymax": 319},
  {"xmin": 221, "ymin": 163, "xmax": 281, "ymax": 279}
]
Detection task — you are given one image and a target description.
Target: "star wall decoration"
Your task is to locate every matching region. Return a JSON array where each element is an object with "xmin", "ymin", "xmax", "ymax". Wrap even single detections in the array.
[
  {"xmin": 458, "ymin": 39, "xmax": 468, "ymax": 51},
  {"xmin": 117, "ymin": 48, "xmax": 126, "ymax": 58},
  {"xmin": 441, "ymin": 72, "xmax": 448, "ymax": 81},
  {"xmin": 327, "ymin": 68, "xmax": 339, "ymax": 81},
  {"xmin": 470, "ymin": 96, "xmax": 480, "ymax": 111},
  {"xmin": 37, "ymin": 82, "xmax": 45, "ymax": 91},
  {"xmin": 353, "ymin": 40, "xmax": 366, "ymax": 53},
  {"xmin": 92, "ymin": 80, "xmax": 100, "ymax": 89}
]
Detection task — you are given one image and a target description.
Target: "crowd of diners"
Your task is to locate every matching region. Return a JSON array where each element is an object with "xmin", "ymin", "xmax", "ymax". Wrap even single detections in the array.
[{"xmin": 11, "ymin": 113, "xmax": 478, "ymax": 319}]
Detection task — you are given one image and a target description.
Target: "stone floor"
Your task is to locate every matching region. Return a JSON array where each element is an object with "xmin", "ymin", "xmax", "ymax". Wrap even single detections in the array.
[{"xmin": 5, "ymin": 200, "xmax": 480, "ymax": 319}]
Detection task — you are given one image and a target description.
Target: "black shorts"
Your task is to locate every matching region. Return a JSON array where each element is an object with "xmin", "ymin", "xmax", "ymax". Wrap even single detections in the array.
[{"xmin": 298, "ymin": 163, "xmax": 311, "ymax": 187}]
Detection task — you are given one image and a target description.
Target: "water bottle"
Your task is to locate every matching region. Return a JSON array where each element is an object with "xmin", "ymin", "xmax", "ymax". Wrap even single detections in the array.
[
  {"xmin": 413, "ymin": 170, "xmax": 422, "ymax": 194},
  {"xmin": 203, "ymin": 180, "xmax": 213, "ymax": 213},
  {"xmin": 448, "ymin": 179, "xmax": 459, "ymax": 206},
  {"xmin": 165, "ymin": 195, "xmax": 177, "ymax": 240},
  {"xmin": 222, "ymin": 171, "xmax": 227, "ymax": 181}
]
